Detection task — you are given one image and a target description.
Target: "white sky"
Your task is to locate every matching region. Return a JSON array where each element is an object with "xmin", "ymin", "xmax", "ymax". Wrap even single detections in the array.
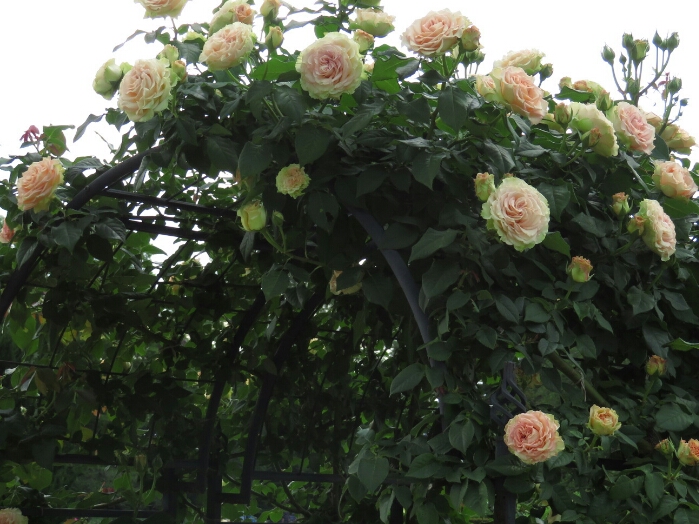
[{"xmin": 1, "ymin": 0, "xmax": 697, "ymax": 163}]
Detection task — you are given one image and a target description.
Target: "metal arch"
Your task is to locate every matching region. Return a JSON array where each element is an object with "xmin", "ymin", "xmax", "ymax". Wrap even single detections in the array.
[{"xmin": 0, "ymin": 149, "xmax": 159, "ymax": 319}]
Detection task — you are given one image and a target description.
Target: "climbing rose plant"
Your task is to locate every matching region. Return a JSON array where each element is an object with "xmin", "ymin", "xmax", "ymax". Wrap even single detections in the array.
[{"xmin": 0, "ymin": 1, "xmax": 698, "ymax": 523}]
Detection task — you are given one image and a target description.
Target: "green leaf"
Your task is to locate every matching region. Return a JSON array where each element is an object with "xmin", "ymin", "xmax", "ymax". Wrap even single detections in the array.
[
  {"xmin": 347, "ymin": 475, "xmax": 367, "ymax": 502},
  {"xmin": 372, "ymin": 55, "xmax": 419, "ymax": 82},
  {"xmin": 357, "ymin": 455, "xmax": 389, "ymax": 493},
  {"xmin": 524, "ymin": 302, "xmax": 551, "ymax": 323},
  {"xmin": 674, "ymin": 508, "xmax": 699, "ymax": 524},
  {"xmin": 448, "ymin": 420, "xmax": 474, "ymax": 453},
  {"xmin": 537, "ymin": 183, "xmax": 571, "ymax": 222},
  {"xmin": 504, "ymin": 475, "xmax": 535, "ymax": 494},
  {"xmin": 627, "ymin": 286, "xmax": 656, "ymax": 316},
  {"xmin": 295, "ymin": 125, "xmax": 331, "ymax": 166},
  {"xmin": 495, "ymin": 294, "xmax": 520, "ymax": 324},
  {"xmin": 356, "ymin": 166, "xmax": 389, "ymax": 197},
  {"xmin": 239, "ymin": 142, "xmax": 272, "ymax": 178},
  {"xmin": 661, "ymin": 290, "xmax": 690, "ymax": 311},
  {"xmin": 95, "ymin": 218, "xmax": 127, "ymax": 242},
  {"xmin": 643, "ymin": 324, "xmax": 671, "ymax": 358},
  {"xmin": 16, "ymin": 237, "xmax": 39, "ymax": 268},
  {"xmin": 556, "ymin": 86, "xmax": 596, "ymax": 103},
  {"xmin": 571, "ymin": 213, "xmax": 607, "ymax": 237},
  {"xmin": 411, "ymin": 151, "xmax": 445, "ymax": 189},
  {"xmin": 645, "ymin": 472, "xmax": 664, "ymax": 508},
  {"xmin": 409, "ymin": 228, "xmax": 458, "ymax": 263},
  {"xmin": 261, "ymin": 270, "xmax": 290, "ymax": 301},
  {"xmin": 476, "ymin": 326, "xmax": 497, "ymax": 349},
  {"xmin": 438, "ymin": 87, "xmax": 476, "ymax": 131},
  {"xmin": 390, "ymin": 363, "xmax": 424, "ymax": 395},
  {"xmin": 175, "ymin": 117, "xmax": 198, "ymax": 145},
  {"xmin": 378, "ymin": 223, "xmax": 419, "ymax": 250},
  {"xmin": 542, "ymin": 231, "xmax": 571, "ymax": 257},
  {"xmin": 415, "ymin": 503, "xmax": 438, "ymax": 524},
  {"xmin": 422, "ymin": 260, "xmax": 460, "ymax": 299},
  {"xmin": 250, "ymin": 57, "xmax": 298, "ymax": 81},
  {"xmin": 207, "ymin": 136, "xmax": 238, "ymax": 173},
  {"xmin": 662, "ymin": 197, "xmax": 699, "ymax": 219},
  {"xmin": 656, "ymin": 404, "xmax": 693, "ymax": 432},
  {"xmin": 486, "ymin": 455, "xmax": 531, "ymax": 476},
  {"xmin": 362, "ymin": 274, "xmax": 393, "ymax": 310},
  {"xmin": 482, "ymin": 140, "xmax": 515, "ymax": 175},
  {"xmin": 307, "ymin": 192, "xmax": 339, "ymax": 232},
  {"xmin": 653, "ymin": 495, "xmax": 679, "ymax": 521},
  {"xmin": 74, "ymin": 113, "xmax": 103, "ymax": 142},
  {"xmin": 609, "ymin": 475, "xmax": 644, "ymax": 500},
  {"xmin": 407, "ymin": 453, "xmax": 441, "ymax": 479},
  {"xmin": 397, "ymin": 97, "xmax": 431, "ymax": 125},
  {"xmin": 52, "ymin": 222, "xmax": 82, "ymax": 253},
  {"xmin": 273, "ymin": 86, "xmax": 307, "ymax": 122},
  {"xmin": 670, "ymin": 338, "xmax": 699, "ymax": 351}
]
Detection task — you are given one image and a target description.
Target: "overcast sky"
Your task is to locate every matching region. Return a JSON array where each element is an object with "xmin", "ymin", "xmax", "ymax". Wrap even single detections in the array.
[{"xmin": 1, "ymin": 0, "xmax": 697, "ymax": 163}]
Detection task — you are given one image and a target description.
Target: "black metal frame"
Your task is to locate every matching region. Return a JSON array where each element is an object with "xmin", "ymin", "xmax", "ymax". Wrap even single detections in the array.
[{"xmin": 1, "ymin": 152, "xmax": 526, "ymax": 522}]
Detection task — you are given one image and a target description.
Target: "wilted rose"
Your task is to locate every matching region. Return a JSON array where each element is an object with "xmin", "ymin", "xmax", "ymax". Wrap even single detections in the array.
[
  {"xmin": 652, "ymin": 161, "xmax": 698, "ymax": 200},
  {"xmin": 588, "ymin": 405, "xmax": 621, "ymax": 436},
  {"xmin": 481, "ymin": 177, "xmax": 550, "ymax": 252},
  {"xmin": 606, "ymin": 102, "xmax": 655, "ymax": 154},
  {"xmin": 401, "ymin": 9, "xmax": 470, "ymax": 57},
  {"xmin": 118, "ymin": 59, "xmax": 173, "ymax": 122},
  {"xmin": 655, "ymin": 438, "xmax": 675, "ymax": 457},
  {"xmin": 200, "ymin": 22, "xmax": 256, "ymax": 71},
  {"xmin": 503, "ymin": 410, "xmax": 565, "ymax": 464},
  {"xmin": 135, "ymin": 0, "xmax": 189, "ymax": 18},
  {"xmin": 276, "ymin": 164, "xmax": 310, "ymax": 198},
  {"xmin": 17, "ymin": 157, "xmax": 65, "ymax": 212},
  {"xmin": 494, "ymin": 49, "xmax": 545, "ymax": 75},
  {"xmin": 296, "ymin": 32, "xmax": 363, "ymax": 100},
  {"xmin": 646, "ymin": 355, "xmax": 667, "ymax": 376}
]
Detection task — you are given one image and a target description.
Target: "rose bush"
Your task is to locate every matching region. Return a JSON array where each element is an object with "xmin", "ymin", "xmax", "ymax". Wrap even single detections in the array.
[{"xmin": 1, "ymin": 3, "xmax": 699, "ymax": 523}]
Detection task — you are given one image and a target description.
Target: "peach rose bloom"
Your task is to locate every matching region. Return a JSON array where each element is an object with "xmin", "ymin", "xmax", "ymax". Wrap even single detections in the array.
[
  {"xmin": 588, "ymin": 405, "xmax": 621, "ymax": 436},
  {"xmin": 490, "ymin": 67, "xmax": 547, "ymax": 125},
  {"xmin": 135, "ymin": 0, "xmax": 189, "ymax": 18},
  {"xmin": 678, "ymin": 439, "xmax": 699, "ymax": 466},
  {"xmin": 628, "ymin": 199, "xmax": 676, "ymax": 261},
  {"xmin": 607, "ymin": 102, "xmax": 655, "ymax": 155},
  {"xmin": 660, "ymin": 124, "xmax": 696, "ymax": 155},
  {"xmin": 350, "ymin": 9, "xmax": 396, "ymax": 37},
  {"xmin": 504, "ymin": 411, "xmax": 565, "ymax": 464},
  {"xmin": 401, "ymin": 9, "xmax": 470, "ymax": 57},
  {"xmin": 17, "ymin": 157, "xmax": 65, "ymax": 212},
  {"xmin": 0, "ymin": 508, "xmax": 28, "ymax": 524},
  {"xmin": 494, "ymin": 49, "xmax": 545, "ymax": 75},
  {"xmin": 210, "ymin": 0, "xmax": 256, "ymax": 34},
  {"xmin": 118, "ymin": 59, "xmax": 173, "ymax": 122},
  {"xmin": 276, "ymin": 164, "xmax": 310, "ymax": 198},
  {"xmin": 481, "ymin": 177, "xmax": 550, "ymax": 252},
  {"xmin": 200, "ymin": 22, "xmax": 256, "ymax": 71},
  {"xmin": 296, "ymin": 32, "xmax": 363, "ymax": 100},
  {"xmin": 652, "ymin": 161, "xmax": 698, "ymax": 200},
  {"xmin": 0, "ymin": 220, "xmax": 14, "ymax": 244}
]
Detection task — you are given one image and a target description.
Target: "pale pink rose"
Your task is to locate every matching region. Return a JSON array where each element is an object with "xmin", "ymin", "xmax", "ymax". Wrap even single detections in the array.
[
  {"xmin": 135, "ymin": 0, "xmax": 188, "ymax": 18},
  {"xmin": 17, "ymin": 157, "xmax": 65, "ymax": 212},
  {"xmin": 0, "ymin": 508, "xmax": 28, "ymax": 524},
  {"xmin": 0, "ymin": 220, "xmax": 14, "ymax": 244},
  {"xmin": 494, "ymin": 49, "xmax": 545, "ymax": 75},
  {"xmin": 210, "ymin": 0, "xmax": 256, "ymax": 35},
  {"xmin": 491, "ymin": 67, "xmax": 548, "ymax": 125},
  {"xmin": 504, "ymin": 410, "xmax": 565, "ymax": 464},
  {"xmin": 296, "ymin": 32, "xmax": 363, "ymax": 100},
  {"xmin": 117, "ymin": 59, "xmax": 173, "ymax": 122},
  {"xmin": 401, "ymin": 9, "xmax": 470, "ymax": 57},
  {"xmin": 629, "ymin": 199, "xmax": 676, "ymax": 261},
  {"xmin": 200, "ymin": 22, "xmax": 256, "ymax": 71},
  {"xmin": 607, "ymin": 102, "xmax": 655, "ymax": 155},
  {"xmin": 481, "ymin": 177, "xmax": 550, "ymax": 251},
  {"xmin": 652, "ymin": 161, "xmax": 698, "ymax": 200}
]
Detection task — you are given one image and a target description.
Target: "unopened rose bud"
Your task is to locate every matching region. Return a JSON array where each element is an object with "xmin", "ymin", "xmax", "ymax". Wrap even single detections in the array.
[
  {"xmin": 652, "ymin": 32, "xmax": 664, "ymax": 49},
  {"xmin": 655, "ymin": 438, "xmax": 675, "ymax": 457},
  {"xmin": 93, "ymin": 58, "xmax": 125, "ymax": 100},
  {"xmin": 584, "ymin": 127, "xmax": 602, "ymax": 148},
  {"xmin": 646, "ymin": 355, "xmax": 667, "ymax": 376},
  {"xmin": 677, "ymin": 439, "xmax": 699, "ymax": 467},
  {"xmin": 134, "ymin": 454, "xmax": 147, "ymax": 472},
  {"xmin": 612, "ymin": 192, "xmax": 630, "ymax": 217},
  {"xmin": 622, "ymin": 33, "xmax": 634, "ymax": 50},
  {"xmin": 667, "ymin": 77, "xmax": 682, "ymax": 95},
  {"xmin": 601, "ymin": 45, "xmax": 616, "ymax": 64},
  {"xmin": 559, "ymin": 77, "xmax": 572, "ymax": 90},
  {"xmin": 554, "ymin": 103, "xmax": 572, "ymax": 128},
  {"xmin": 626, "ymin": 78, "xmax": 640, "ymax": 97},
  {"xmin": 539, "ymin": 63, "xmax": 554, "ymax": 82},
  {"xmin": 171, "ymin": 60, "xmax": 187, "ymax": 83},
  {"xmin": 157, "ymin": 44, "xmax": 179, "ymax": 65},
  {"xmin": 595, "ymin": 91, "xmax": 613, "ymax": 112},
  {"xmin": 666, "ymin": 32, "xmax": 680, "ymax": 51},
  {"xmin": 363, "ymin": 61, "xmax": 374, "ymax": 75},
  {"xmin": 353, "ymin": 29, "xmax": 374, "ymax": 53},
  {"xmin": 474, "ymin": 172, "xmax": 495, "ymax": 202},
  {"xmin": 272, "ymin": 211, "xmax": 284, "ymax": 227},
  {"xmin": 619, "ymin": 54, "xmax": 627, "ymax": 65},
  {"xmin": 266, "ymin": 26, "xmax": 284, "ymax": 49},
  {"xmin": 461, "ymin": 25, "xmax": 481, "ymax": 52},
  {"xmin": 237, "ymin": 200, "xmax": 267, "ymax": 231},
  {"xmin": 567, "ymin": 256, "xmax": 593, "ymax": 283},
  {"xmin": 630, "ymin": 39, "xmax": 649, "ymax": 64},
  {"xmin": 260, "ymin": 0, "xmax": 282, "ymax": 18},
  {"xmin": 184, "ymin": 31, "xmax": 206, "ymax": 42}
]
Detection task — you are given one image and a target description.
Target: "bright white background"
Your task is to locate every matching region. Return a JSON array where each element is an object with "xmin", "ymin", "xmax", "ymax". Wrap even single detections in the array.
[{"xmin": 0, "ymin": 0, "xmax": 697, "ymax": 162}]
